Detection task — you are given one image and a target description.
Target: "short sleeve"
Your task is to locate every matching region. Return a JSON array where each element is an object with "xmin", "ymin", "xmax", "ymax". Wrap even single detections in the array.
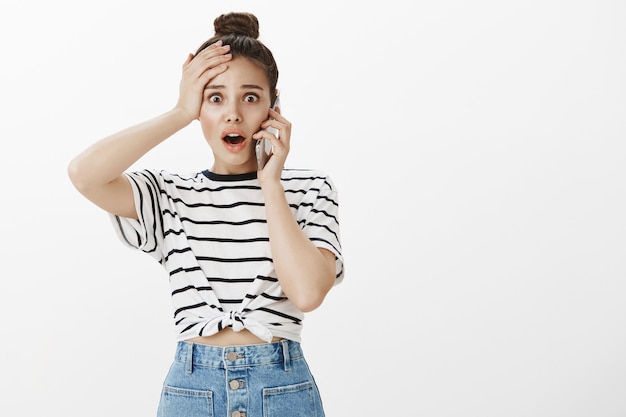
[
  {"xmin": 300, "ymin": 175, "xmax": 345, "ymax": 284},
  {"xmin": 109, "ymin": 169, "xmax": 164, "ymax": 262}
]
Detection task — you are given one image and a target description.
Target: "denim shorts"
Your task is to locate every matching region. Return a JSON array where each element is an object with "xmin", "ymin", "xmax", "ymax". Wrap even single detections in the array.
[{"xmin": 157, "ymin": 340, "xmax": 325, "ymax": 417}]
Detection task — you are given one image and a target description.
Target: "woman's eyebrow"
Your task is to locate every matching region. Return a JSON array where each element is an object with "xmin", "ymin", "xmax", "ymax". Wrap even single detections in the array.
[
  {"xmin": 241, "ymin": 84, "xmax": 264, "ymax": 91},
  {"xmin": 204, "ymin": 84, "xmax": 265, "ymax": 90}
]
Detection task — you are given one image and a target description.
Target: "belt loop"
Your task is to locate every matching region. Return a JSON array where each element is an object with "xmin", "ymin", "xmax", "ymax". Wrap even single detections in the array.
[
  {"xmin": 281, "ymin": 339, "xmax": 291, "ymax": 372},
  {"xmin": 185, "ymin": 343, "xmax": 194, "ymax": 374}
]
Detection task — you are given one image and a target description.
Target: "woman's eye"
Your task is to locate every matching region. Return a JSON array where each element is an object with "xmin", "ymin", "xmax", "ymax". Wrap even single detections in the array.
[
  {"xmin": 208, "ymin": 94, "xmax": 222, "ymax": 103},
  {"xmin": 244, "ymin": 94, "xmax": 258, "ymax": 103}
]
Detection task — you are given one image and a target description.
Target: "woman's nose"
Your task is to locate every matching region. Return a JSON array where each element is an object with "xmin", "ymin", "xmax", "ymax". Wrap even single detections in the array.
[
  {"xmin": 226, "ymin": 113, "xmax": 241, "ymax": 122},
  {"xmin": 225, "ymin": 104, "xmax": 241, "ymax": 122}
]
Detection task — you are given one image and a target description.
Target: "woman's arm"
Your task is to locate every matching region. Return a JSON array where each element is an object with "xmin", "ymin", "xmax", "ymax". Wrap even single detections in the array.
[
  {"xmin": 262, "ymin": 182, "xmax": 337, "ymax": 312},
  {"xmin": 256, "ymin": 108, "xmax": 336, "ymax": 312},
  {"xmin": 67, "ymin": 109, "xmax": 195, "ymax": 218},
  {"xmin": 67, "ymin": 42, "xmax": 231, "ymax": 218}
]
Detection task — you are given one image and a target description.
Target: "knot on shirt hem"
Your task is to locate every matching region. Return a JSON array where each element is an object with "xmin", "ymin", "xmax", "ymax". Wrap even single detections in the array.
[{"xmin": 225, "ymin": 311, "xmax": 245, "ymax": 332}]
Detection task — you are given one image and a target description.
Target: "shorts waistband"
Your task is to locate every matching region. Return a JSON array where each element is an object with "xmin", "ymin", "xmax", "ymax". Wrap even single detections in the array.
[{"xmin": 174, "ymin": 339, "xmax": 303, "ymax": 369}]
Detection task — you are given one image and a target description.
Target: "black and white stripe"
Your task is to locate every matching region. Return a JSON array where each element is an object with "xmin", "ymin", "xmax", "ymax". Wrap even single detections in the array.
[{"xmin": 110, "ymin": 168, "xmax": 343, "ymax": 342}]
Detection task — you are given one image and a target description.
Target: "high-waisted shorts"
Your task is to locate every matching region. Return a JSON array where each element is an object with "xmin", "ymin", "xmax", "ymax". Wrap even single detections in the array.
[{"xmin": 157, "ymin": 340, "xmax": 325, "ymax": 417}]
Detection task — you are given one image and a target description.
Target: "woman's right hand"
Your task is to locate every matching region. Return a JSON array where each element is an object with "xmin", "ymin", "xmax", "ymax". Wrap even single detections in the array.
[{"xmin": 176, "ymin": 40, "xmax": 232, "ymax": 120}]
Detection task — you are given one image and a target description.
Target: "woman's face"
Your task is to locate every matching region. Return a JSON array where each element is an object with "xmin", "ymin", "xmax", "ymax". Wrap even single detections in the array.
[{"xmin": 199, "ymin": 56, "xmax": 272, "ymax": 175}]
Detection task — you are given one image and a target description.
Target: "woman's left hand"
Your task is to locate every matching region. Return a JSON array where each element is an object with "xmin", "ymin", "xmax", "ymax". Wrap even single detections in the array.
[{"xmin": 254, "ymin": 107, "xmax": 291, "ymax": 185}]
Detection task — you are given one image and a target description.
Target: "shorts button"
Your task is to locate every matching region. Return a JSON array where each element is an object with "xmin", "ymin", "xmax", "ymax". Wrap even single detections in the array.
[
  {"xmin": 227, "ymin": 351, "xmax": 238, "ymax": 362},
  {"xmin": 232, "ymin": 412, "xmax": 245, "ymax": 417},
  {"xmin": 230, "ymin": 380, "xmax": 241, "ymax": 390}
]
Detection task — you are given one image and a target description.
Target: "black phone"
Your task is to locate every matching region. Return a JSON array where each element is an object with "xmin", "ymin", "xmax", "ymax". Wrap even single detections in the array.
[{"xmin": 255, "ymin": 96, "xmax": 280, "ymax": 170}]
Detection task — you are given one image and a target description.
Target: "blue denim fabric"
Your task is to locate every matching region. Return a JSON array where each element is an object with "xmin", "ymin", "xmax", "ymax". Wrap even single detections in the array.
[{"xmin": 157, "ymin": 340, "xmax": 325, "ymax": 417}]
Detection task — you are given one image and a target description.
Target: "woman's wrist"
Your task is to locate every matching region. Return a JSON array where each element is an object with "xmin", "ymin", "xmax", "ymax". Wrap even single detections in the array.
[
  {"xmin": 260, "ymin": 179, "xmax": 285, "ymax": 200},
  {"xmin": 170, "ymin": 106, "xmax": 197, "ymax": 126}
]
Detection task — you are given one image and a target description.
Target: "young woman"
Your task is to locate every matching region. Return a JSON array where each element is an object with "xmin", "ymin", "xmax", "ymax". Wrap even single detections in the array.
[{"xmin": 68, "ymin": 11, "xmax": 343, "ymax": 417}]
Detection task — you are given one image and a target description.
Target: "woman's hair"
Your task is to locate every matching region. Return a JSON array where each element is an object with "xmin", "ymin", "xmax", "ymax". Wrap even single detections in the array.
[{"xmin": 196, "ymin": 12, "xmax": 279, "ymax": 106}]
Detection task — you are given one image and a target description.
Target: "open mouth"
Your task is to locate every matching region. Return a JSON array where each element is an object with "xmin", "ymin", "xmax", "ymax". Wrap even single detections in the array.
[{"xmin": 223, "ymin": 133, "xmax": 246, "ymax": 145}]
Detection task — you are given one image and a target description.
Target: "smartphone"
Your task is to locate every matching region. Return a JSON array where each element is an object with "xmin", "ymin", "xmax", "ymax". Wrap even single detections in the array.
[{"xmin": 256, "ymin": 96, "xmax": 280, "ymax": 170}]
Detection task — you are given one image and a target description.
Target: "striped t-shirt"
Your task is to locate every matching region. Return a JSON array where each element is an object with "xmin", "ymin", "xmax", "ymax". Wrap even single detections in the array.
[{"xmin": 110, "ymin": 168, "xmax": 344, "ymax": 343}]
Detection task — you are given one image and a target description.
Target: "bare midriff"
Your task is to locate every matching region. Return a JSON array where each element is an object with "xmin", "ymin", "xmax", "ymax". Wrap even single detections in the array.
[{"xmin": 186, "ymin": 328, "xmax": 283, "ymax": 347}]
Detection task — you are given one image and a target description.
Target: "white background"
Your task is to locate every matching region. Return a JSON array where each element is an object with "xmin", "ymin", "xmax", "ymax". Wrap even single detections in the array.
[{"xmin": 1, "ymin": 1, "xmax": 625, "ymax": 416}]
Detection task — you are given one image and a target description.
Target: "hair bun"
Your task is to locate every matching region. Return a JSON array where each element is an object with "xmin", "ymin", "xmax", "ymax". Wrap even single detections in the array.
[{"xmin": 214, "ymin": 12, "xmax": 259, "ymax": 39}]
